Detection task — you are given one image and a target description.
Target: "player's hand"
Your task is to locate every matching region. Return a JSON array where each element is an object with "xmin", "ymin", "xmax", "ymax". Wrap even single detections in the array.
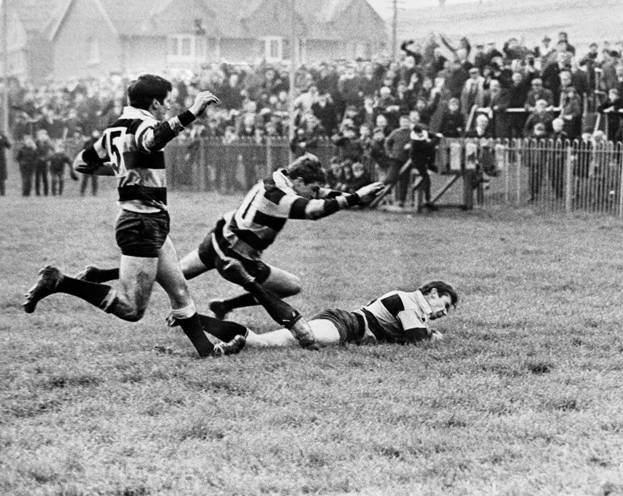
[
  {"xmin": 355, "ymin": 181, "xmax": 385, "ymax": 204},
  {"xmin": 190, "ymin": 91, "xmax": 220, "ymax": 117}
]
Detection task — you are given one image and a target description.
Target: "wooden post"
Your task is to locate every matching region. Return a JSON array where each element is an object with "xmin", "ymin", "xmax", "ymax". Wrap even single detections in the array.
[
  {"xmin": 564, "ymin": 143, "xmax": 573, "ymax": 213},
  {"xmin": 515, "ymin": 140, "xmax": 522, "ymax": 205},
  {"xmin": 266, "ymin": 136, "xmax": 273, "ymax": 172},
  {"xmin": 198, "ymin": 139, "xmax": 206, "ymax": 191}
]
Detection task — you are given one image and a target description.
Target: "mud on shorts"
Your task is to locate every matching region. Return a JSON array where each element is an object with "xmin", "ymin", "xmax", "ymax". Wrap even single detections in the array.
[
  {"xmin": 197, "ymin": 220, "xmax": 271, "ymax": 284},
  {"xmin": 310, "ymin": 308, "xmax": 367, "ymax": 344},
  {"xmin": 115, "ymin": 209, "xmax": 170, "ymax": 258}
]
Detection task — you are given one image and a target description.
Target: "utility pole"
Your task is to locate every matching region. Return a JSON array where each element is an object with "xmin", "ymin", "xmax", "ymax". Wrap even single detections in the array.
[
  {"xmin": 391, "ymin": 0, "xmax": 397, "ymax": 61},
  {"xmin": 288, "ymin": 0, "xmax": 296, "ymax": 144},
  {"xmin": 2, "ymin": 0, "xmax": 8, "ymax": 134}
]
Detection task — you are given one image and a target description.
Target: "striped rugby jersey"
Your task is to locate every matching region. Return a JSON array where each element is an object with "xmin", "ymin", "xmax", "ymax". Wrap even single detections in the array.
[
  {"xmin": 219, "ymin": 169, "xmax": 309, "ymax": 260},
  {"xmin": 77, "ymin": 106, "xmax": 184, "ymax": 213},
  {"xmin": 359, "ymin": 290, "xmax": 433, "ymax": 343}
]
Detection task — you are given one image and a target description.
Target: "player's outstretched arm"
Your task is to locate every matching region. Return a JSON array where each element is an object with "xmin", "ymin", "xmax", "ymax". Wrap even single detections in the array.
[
  {"xmin": 293, "ymin": 182, "xmax": 384, "ymax": 220},
  {"xmin": 140, "ymin": 90, "xmax": 220, "ymax": 152}
]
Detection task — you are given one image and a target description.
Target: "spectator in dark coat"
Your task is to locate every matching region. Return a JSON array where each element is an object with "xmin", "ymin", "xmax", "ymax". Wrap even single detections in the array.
[
  {"xmin": 507, "ymin": 72, "xmax": 530, "ymax": 138},
  {"xmin": 549, "ymin": 118, "xmax": 568, "ymax": 199},
  {"xmin": 526, "ymin": 122, "xmax": 549, "ymax": 201},
  {"xmin": 16, "ymin": 135, "xmax": 37, "ymax": 196},
  {"xmin": 311, "ymin": 93, "xmax": 338, "ymax": 136},
  {"xmin": 409, "ymin": 125, "xmax": 438, "ymax": 209},
  {"xmin": 0, "ymin": 132, "xmax": 10, "ymax": 195},
  {"xmin": 34, "ymin": 130, "xmax": 53, "ymax": 196},
  {"xmin": 597, "ymin": 88, "xmax": 623, "ymax": 141},
  {"xmin": 439, "ymin": 98, "xmax": 465, "ymax": 137},
  {"xmin": 481, "ymin": 80, "xmax": 511, "ymax": 138},
  {"xmin": 384, "ymin": 115, "xmax": 414, "ymax": 207},
  {"xmin": 523, "ymin": 99, "xmax": 554, "ymax": 137},
  {"xmin": 49, "ymin": 143, "xmax": 78, "ymax": 196},
  {"xmin": 525, "ymin": 78, "xmax": 554, "ymax": 111}
]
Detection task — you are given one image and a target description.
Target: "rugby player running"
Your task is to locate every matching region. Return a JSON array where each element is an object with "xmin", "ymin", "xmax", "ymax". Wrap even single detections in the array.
[{"xmin": 23, "ymin": 74, "xmax": 243, "ymax": 357}]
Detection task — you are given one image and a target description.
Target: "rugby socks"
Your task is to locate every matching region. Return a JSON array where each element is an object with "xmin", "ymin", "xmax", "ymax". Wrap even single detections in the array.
[
  {"xmin": 170, "ymin": 303, "xmax": 214, "ymax": 357},
  {"xmin": 196, "ymin": 314, "xmax": 248, "ymax": 341},
  {"xmin": 178, "ymin": 313, "xmax": 214, "ymax": 357},
  {"xmin": 56, "ymin": 276, "xmax": 116, "ymax": 310},
  {"xmin": 94, "ymin": 268, "xmax": 119, "ymax": 282},
  {"xmin": 221, "ymin": 292, "xmax": 257, "ymax": 311},
  {"xmin": 82, "ymin": 267, "xmax": 119, "ymax": 283},
  {"xmin": 241, "ymin": 281, "xmax": 302, "ymax": 328}
]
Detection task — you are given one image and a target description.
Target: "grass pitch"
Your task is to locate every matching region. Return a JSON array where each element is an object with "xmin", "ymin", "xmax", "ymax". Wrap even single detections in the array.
[{"xmin": 1, "ymin": 189, "xmax": 623, "ymax": 496}]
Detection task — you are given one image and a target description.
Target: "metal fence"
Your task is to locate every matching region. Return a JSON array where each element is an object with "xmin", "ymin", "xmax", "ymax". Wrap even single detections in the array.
[{"xmin": 162, "ymin": 137, "xmax": 623, "ymax": 216}]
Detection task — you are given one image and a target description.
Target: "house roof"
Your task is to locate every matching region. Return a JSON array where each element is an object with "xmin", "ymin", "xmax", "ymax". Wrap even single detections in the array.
[
  {"xmin": 6, "ymin": 0, "xmax": 67, "ymax": 32},
  {"xmin": 50, "ymin": 0, "xmax": 386, "ymax": 42}
]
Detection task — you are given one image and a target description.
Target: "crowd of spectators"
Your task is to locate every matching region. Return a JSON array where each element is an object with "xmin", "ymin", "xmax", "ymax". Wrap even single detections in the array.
[{"xmin": 3, "ymin": 30, "xmax": 623, "ymax": 199}]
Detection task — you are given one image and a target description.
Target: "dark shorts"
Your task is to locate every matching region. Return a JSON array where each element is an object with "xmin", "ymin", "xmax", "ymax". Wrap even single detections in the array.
[
  {"xmin": 197, "ymin": 222, "xmax": 271, "ymax": 284},
  {"xmin": 115, "ymin": 209, "xmax": 170, "ymax": 258},
  {"xmin": 311, "ymin": 308, "xmax": 366, "ymax": 344}
]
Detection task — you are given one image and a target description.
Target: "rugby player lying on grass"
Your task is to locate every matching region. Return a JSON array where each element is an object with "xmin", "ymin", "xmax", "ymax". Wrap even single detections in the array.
[
  {"xmin": 163, "ymin": 281, "xmax": 458, "ymax": 351},
  {"xmin": 79, "ymin": 153, "xmax": 384, "ymax": 350}
]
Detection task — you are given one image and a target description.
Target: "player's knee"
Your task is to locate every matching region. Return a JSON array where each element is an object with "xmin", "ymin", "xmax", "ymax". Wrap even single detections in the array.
[
  {"xmin": 123, "ymin": 306, "xmax": 146, "ymax": 322},
  {"xmin": 282, "ymin": 275, "xmax": 302, "ymax": 296},
  {"xmin": 167, "ymin": 285, "xmax": 191, "ymax": 307}
]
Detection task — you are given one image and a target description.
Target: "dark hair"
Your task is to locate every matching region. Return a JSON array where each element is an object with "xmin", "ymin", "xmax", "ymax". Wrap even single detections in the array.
[
  {"xmin": 287, "ymin": 153, "xmax": 326, "ymax": 184},
  {"xmin": 419, "ymin": 281, "xmax": 459, "ymax": 308},
  {"xmin": 127, "ymin": 74, "xmax": 173, "ymax": 110}
]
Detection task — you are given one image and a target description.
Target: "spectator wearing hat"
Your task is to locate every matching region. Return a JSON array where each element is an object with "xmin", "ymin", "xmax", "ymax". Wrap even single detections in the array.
[
  {"xmin": 535, "ymin": 35, "xmax": 556, "ymax": 68},
  {"xmin": 542, "ymin": 52, "xmax": 571, "ymax": 102},
  {"xmin": 557, "ymin": 32, "xmax": 575, "ymax": 55},
  {"xmin": 597, "ymin": 88, "xmax": 623, "ymax": 141},
  {"xmin": 481, "ymin": 79, "xmax": 511, "ymax": 138},
  {"xmin": 460, "ymin": 67, "xmax": 486, "ymax": 120}
]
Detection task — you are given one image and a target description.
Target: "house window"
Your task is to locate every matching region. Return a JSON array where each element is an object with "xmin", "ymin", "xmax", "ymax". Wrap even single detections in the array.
[
  {"xmin": 88, "ymin": 37, "xmax": 100, "ymax": 64},
  {"xmin": 262, "ymin": 37, "xmax": 283, "ymax": 62},
  {"xmin": 167, "ymin": 35, "xmax": 206, "ymax": 64}
]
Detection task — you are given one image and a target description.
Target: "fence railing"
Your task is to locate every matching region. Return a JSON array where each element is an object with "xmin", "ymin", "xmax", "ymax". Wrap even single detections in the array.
[{"xmin": 58, "ymin": 136, "xmax": 623, "ymax": 216}]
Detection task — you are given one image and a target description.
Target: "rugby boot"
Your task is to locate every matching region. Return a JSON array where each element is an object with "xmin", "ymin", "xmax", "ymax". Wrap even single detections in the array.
[
  {"xmin": 74, "ymin": 265, "xmax": 101, "ymax": 282},
  {"xmin": 212, "ymin": 334, "xmax": 247, "ymax": 356},
  {"xmin": 23, "ymin": 265, "xmax": 62, "ymax": 313},
  {"xmin": 289, "ymin": 319, "xmax": 319, "ymax": 350},
  {"xmin": 208, "ymin": 300, "xmax": 229, "ymax": 320}
]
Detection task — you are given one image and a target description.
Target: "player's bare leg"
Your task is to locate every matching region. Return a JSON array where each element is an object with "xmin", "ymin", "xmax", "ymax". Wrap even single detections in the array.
[
  {"xmin": 153, "ymin": 237, "xmax": 214, "ymax": 356},
  {"xmin": 178, "ymin": 248, "xmax": 211, "ymax": 280},
  {"xmin": 246, "ymin": 320, "xmax": 341, "ymax": 348},
  {"xmin": 23, "ymin": 255, "xmax": 158, "ymax": 321}
]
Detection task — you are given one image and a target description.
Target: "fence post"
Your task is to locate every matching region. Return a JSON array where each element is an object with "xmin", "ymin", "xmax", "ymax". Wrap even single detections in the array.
[
  {"xmin": 515, "ymin": 139, "xmax": 522, "ymax": 206},
  {"xmin": 266, "ymin": 136, "xmax": 273, "ymax": 172},
  {"xmin": 564, "ymin": 143, "xmax": 573, "ymax": 213},
  {"xmin": 198, "ymin": 139, "xmax": 206, "ymax": 191},
  {"xmin": 618, "ymin": 146, "xmax": 623, "ymax": 217},
  {"xmin": 503, "ymin": 141, "xmax": 510, "ymax": 204}
]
